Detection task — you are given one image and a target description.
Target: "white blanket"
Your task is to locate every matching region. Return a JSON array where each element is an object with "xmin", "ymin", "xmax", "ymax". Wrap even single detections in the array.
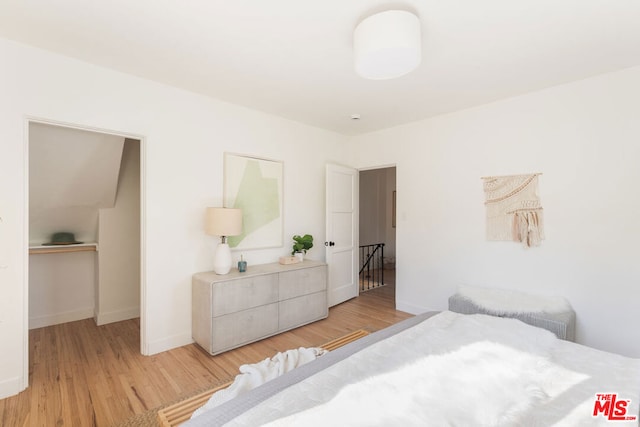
[
  {"xmin": 225, "ymin": 312, "xmax": 640, "ymax": 426},
  {"xmin": 457, "ymin": 285, "xmax": 572, "ymax": 314},
  {"xmin": 191, "ymin": 346, "xmax": 327, "ymax": 419}
]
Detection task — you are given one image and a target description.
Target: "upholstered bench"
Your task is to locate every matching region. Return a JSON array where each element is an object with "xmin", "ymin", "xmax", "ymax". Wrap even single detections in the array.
[{"xmin": 448, "ymin": 286, "xmax": 576, "ymax": 341}]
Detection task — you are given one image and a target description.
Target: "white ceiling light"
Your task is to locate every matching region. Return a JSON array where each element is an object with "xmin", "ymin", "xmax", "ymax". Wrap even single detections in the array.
[{"xmin": 354, "ymin": 10, "xmax": 422, "ymax": 80}]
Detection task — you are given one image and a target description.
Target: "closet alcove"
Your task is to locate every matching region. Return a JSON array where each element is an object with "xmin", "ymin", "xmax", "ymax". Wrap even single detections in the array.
[{"xmin": 28, "ymin": 122, "xmax": 141, "ymax": 329}]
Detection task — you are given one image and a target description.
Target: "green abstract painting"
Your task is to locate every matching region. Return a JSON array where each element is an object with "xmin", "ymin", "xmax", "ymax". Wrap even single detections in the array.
[{"xmin": 224, "ymin": 153, "xmax": 283, "ymax": 249}]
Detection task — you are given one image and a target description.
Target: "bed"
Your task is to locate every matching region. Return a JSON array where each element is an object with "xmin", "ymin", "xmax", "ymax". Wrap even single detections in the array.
[{"xmin": 183, "ymin": 311, "xmax": 640, "ymax": 426}]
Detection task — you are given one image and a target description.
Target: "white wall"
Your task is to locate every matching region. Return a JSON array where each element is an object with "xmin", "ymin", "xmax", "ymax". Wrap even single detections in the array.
[
  {"xmin": 347, "ymin": 66, "xmax": 640, "ymax": 358},
  {"xmin": 0, "ymin": 37, "xmax": 346, "ymax": 398},
  {"xmin": 97, "ymin": 139, "xmax": 141, "ymax": 325},
  {"xmin": 28, "ymin": 251, "xmax": 96, "ymax": 328}
]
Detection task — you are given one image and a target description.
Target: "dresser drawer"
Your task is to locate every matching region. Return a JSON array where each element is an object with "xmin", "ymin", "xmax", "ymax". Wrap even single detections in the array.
[
  {"xmin": 279, "ymin": 291, "xmax": 328, "ymax": 331},
  {"xmin": 211, "ymin": 303, "xmax": 279, "ymax": 354},
  {"xmin": 211, "ymin": 275, "xmax": 278, "ymax": 317},
  {"xmin": 193, "ymin": 261, "xmax": 327, "ymax": 355},
  {"xmin": 279, "ymin": 266, "xmax": 327, "ymax": 300}
]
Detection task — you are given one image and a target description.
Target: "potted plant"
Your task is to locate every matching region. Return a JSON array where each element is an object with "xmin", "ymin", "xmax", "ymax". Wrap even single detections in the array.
[{"xmin": 291, "ymin": 234, "xmax": 313, "ymax": 261}]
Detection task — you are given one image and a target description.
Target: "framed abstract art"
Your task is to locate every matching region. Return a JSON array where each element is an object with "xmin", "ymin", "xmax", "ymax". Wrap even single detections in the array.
[{"xmin": 224, "ymin": 153, "xmax": 284, "ymax": 250}]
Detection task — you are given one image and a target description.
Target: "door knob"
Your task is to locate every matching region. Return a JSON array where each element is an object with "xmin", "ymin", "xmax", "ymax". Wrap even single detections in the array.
[{"xmin": 325, "ymin": 241, "xmax": 335, "ymax": 247}]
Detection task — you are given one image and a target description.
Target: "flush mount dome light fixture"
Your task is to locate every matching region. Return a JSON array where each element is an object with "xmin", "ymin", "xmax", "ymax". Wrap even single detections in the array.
[{"xmin": 354, "ymin": 10, "xmax": 421, "ymax": 80}]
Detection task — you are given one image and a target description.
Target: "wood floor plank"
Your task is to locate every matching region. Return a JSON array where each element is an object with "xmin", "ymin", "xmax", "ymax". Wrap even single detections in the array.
[{"xmin": 0, "ymin": 272, "xmax": 408, "ymax": 426}]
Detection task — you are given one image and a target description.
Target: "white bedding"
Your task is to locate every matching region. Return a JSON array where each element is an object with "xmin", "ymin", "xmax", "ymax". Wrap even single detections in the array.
[
  {"xmin": 191, "ymin": 347, "xmax": 327, "ymax": 418},
  {"xmin": 223, "ymin": 311, "xmax": 640, "ymax": 426}
]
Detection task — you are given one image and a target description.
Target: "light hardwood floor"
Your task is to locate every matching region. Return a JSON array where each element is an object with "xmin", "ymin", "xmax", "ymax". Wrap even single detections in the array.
[{"xmin": 0, "ymin": 272, "xmax": 409, "ymax": 426}]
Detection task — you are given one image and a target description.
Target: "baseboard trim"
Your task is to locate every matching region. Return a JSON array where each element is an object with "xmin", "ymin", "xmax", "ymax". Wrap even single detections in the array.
[
  {"xmin": 95, "ymin": 306, "xmax": 140, "ymax": 326},
  {"xmin": 0, "ymin": 375, "xmax": 26, "ymax": 400},
  {"xmin": 145, "ymin": 332, "xmax": 193, "ymax": 356},
  {"xmin": 29, "ymin": 308, "xmax": 94, "ymax": 329},
  {"xmin": 395, "ymin": 300, "xmax": 432, "ymax": 315}
]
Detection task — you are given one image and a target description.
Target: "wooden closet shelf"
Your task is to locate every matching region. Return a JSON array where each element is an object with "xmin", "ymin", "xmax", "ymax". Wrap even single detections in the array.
[{"xmin": 29, "ymin": 243, "xmax": 98, "ymax": 255}]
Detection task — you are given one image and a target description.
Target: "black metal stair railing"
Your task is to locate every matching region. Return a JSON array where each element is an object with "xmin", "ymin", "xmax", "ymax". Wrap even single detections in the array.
[{"xmin": 359, "ymin": 243, "xmax": 385, "ymax": 292}]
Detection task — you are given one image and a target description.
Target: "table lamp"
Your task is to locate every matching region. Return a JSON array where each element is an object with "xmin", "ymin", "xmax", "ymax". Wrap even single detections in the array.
[{"xmin": 205, "ymin": 207, "xmax": 242, "ymax": 274}]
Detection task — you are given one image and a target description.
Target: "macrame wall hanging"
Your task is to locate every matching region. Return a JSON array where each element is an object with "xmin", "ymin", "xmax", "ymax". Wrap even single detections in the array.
[{"xmin": 482, "ymin": 173, "xmax": 544, "ymax": 248}]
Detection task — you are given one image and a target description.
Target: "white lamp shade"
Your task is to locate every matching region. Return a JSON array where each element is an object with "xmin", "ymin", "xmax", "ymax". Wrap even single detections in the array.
[
  {"xmin": 205, "ymin": 207, "xmax": 242, "ymax": 237},
  {"xmin": 354, "ymin": 10, "xmax": 421, "ymax": 80}
]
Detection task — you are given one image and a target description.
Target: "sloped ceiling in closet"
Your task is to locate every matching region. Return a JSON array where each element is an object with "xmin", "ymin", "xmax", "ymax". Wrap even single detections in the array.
[{"xmin": 29, "ymin": 123, "xmax": 125, "ymax": 245}]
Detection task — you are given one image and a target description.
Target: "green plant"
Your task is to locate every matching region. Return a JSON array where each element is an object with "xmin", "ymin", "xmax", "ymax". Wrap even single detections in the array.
[{"xmin": 291, "ymin": 234, "xmax": 313, "ymax": 255}]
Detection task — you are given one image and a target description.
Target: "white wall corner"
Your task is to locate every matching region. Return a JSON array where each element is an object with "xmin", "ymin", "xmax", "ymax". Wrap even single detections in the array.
[
  {"xmin": 95, "ymin": 306, "xmax": 140, "ymax": 326},
  {"xmin": 0, "ymin": 375, "xmax": 26, "ymax": 400},
  {"xmin": 395, "ymin": 300, "xmax": 434, "ymax": 315},
  {"xmin": 145, "ymin": 332, "xmax": 194, "ymax": 356}
]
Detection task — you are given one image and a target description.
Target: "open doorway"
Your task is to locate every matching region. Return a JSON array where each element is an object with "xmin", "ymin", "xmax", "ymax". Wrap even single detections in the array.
[
  {"xmin": 27, "ymin": 120, "xmax": 144, "ymax": 344},
  {"xmin": 358, "ymin": 166, "xmax": 396, "ymax": 298}
]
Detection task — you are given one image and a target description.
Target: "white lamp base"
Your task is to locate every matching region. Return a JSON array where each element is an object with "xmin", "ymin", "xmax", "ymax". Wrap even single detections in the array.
[{"xmin": 213, "ymin": 242, "xmax": 232, "ymax": 275}]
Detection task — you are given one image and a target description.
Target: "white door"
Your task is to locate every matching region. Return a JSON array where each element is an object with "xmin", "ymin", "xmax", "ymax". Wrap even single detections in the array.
[{"xmin": 325, "ymin": 164, "xmax": 358, "ymax": 307}]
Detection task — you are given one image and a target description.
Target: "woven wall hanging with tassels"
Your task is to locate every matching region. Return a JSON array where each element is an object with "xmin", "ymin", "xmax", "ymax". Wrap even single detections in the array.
[{"xmin": 482, "ymin": 173, "xmax": 544, "ymax": 248}]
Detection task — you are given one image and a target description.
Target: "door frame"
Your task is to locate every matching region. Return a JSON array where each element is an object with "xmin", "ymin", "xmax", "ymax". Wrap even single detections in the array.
[
  {"xmin": 22, "ymin": 117, "xmax": 147, "ymax": 387},
  {"xmin": 357, "ymin": 163, "xmax": 397, "ymax": 297}
]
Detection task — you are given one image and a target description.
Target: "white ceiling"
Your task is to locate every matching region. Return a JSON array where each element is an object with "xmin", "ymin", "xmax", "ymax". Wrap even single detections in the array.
[{"xmin": 1, "ymin": 0, "xmax": 639, "ymax": 135}]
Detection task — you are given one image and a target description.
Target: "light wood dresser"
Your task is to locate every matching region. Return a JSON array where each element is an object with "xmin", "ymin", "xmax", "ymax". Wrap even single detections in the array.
[{"xmin": 192, "ymin": 260, "xmax": 328, "ymax": 355}]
